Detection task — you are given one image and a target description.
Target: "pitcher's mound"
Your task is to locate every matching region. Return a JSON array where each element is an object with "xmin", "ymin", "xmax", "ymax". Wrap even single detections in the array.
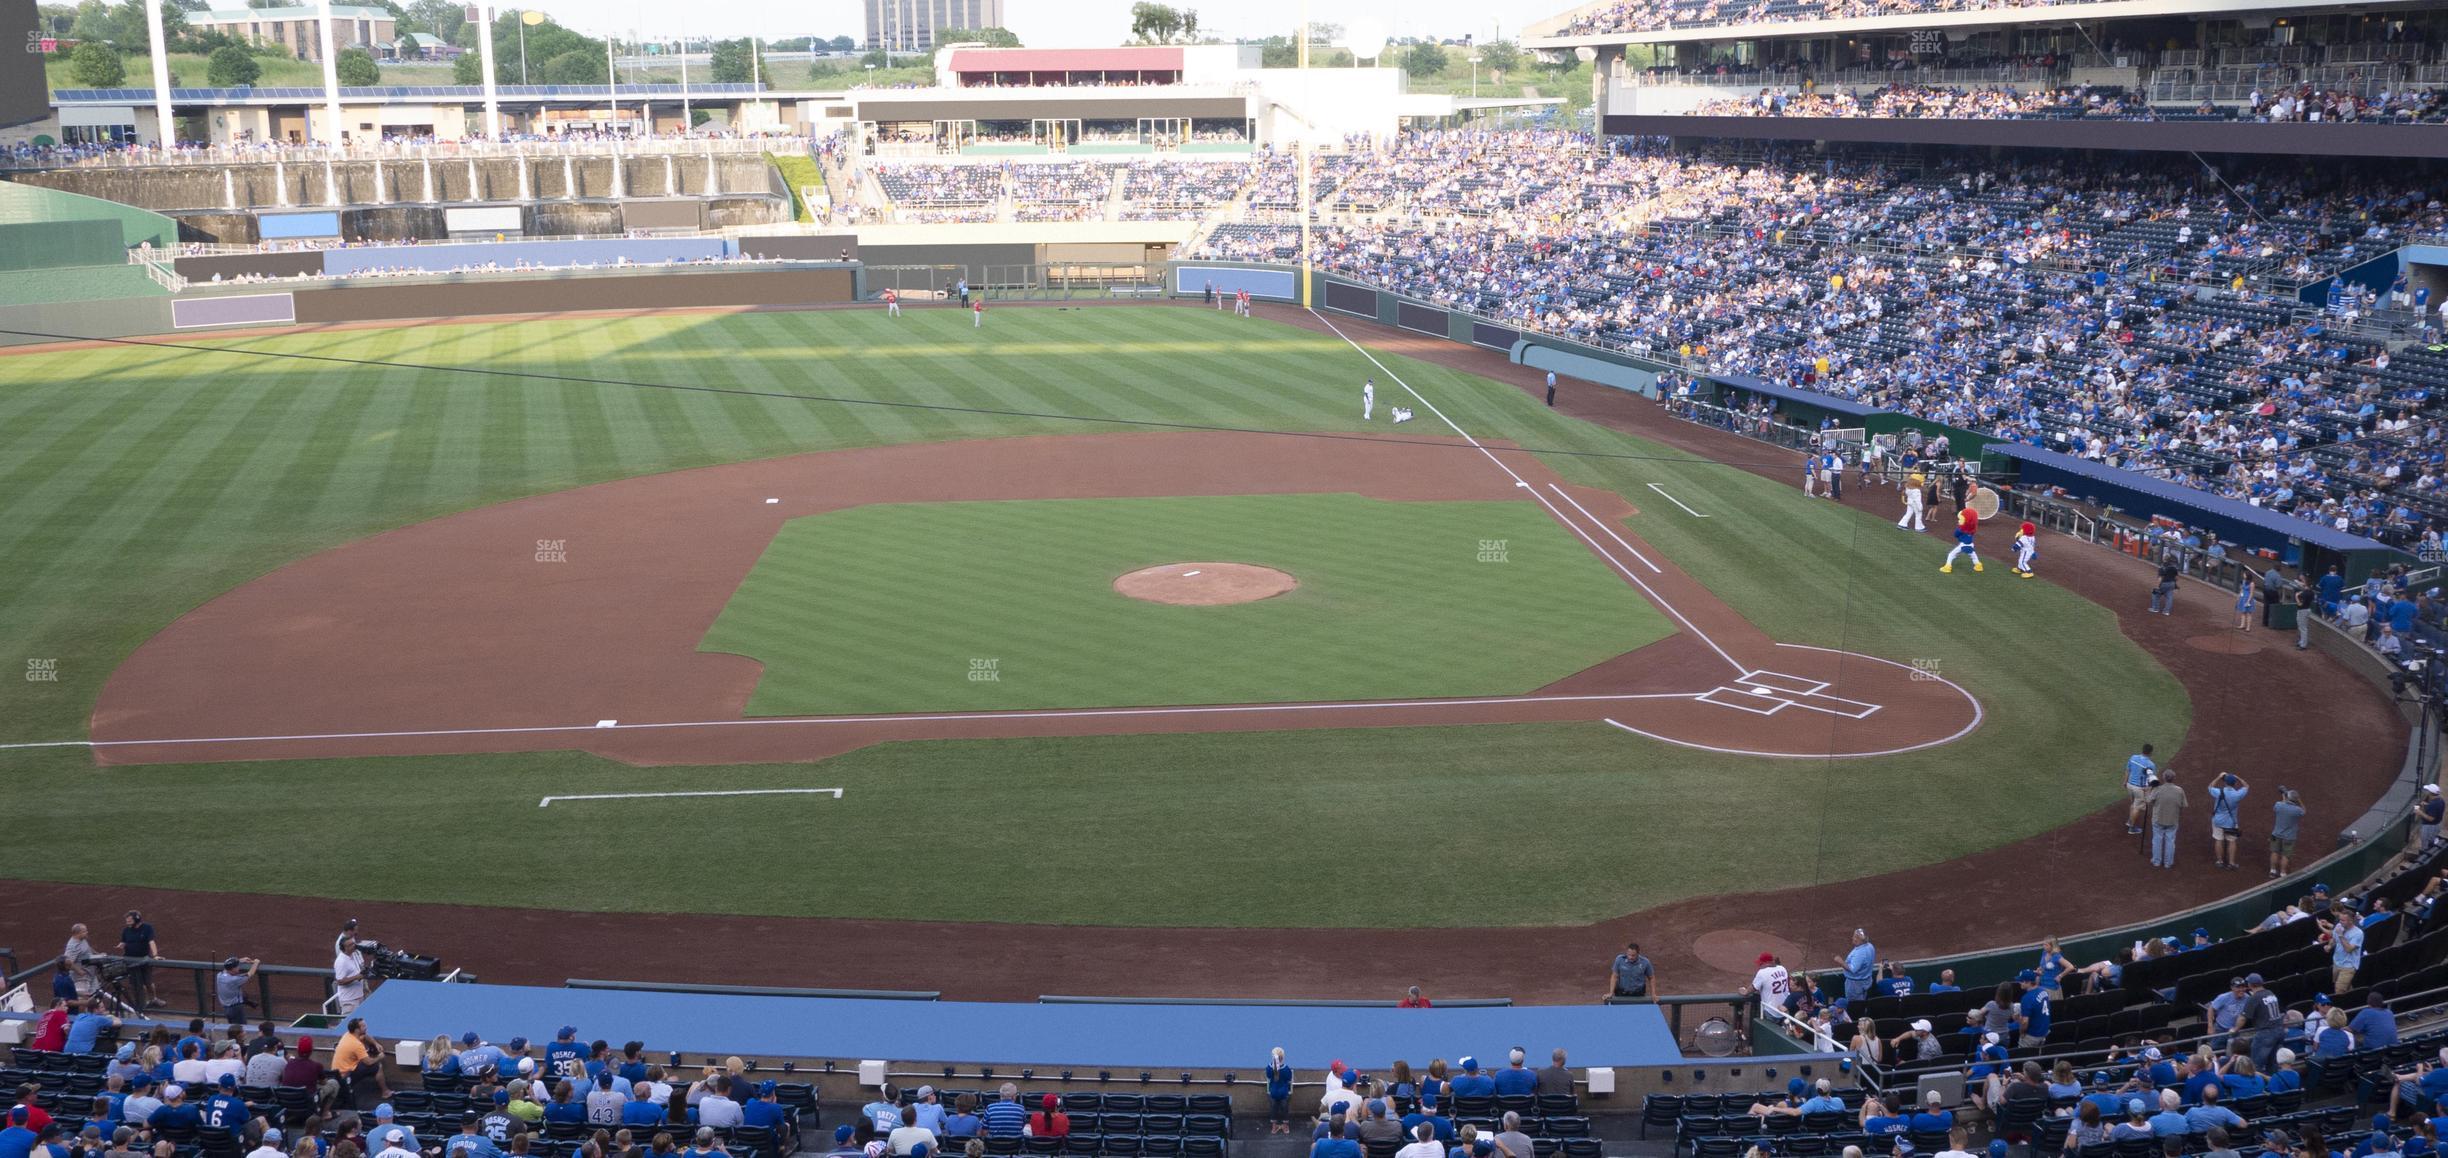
[{"xmin": 1114, "ymin": 562, "xmax": 1297, "ymax": 606}]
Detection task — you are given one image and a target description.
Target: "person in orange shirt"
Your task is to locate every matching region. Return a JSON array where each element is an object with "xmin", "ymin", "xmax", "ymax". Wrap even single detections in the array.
[{"xmin": 330, "ymin": 1017, "xmax": 391, "ymax": 1106}]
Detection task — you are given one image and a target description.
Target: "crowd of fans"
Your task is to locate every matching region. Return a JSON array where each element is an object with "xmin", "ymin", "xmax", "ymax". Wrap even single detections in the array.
[
  {"xmin": 1169, "ymin": 132, "xmax": 2448, "ymax": 544},
  {"xmin": 1690, "ymin": 83, "xmax": 2153, "ymax": 119},
  {"xmin": 1562, "ymin": 0, "xmax": 2254, "ymax": 38}
]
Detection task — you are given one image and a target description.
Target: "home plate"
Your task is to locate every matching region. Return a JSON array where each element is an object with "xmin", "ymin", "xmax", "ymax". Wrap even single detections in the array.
[{"xmin": 1748, "ymin": 687, "xmax": 1776, "ymax": 696}]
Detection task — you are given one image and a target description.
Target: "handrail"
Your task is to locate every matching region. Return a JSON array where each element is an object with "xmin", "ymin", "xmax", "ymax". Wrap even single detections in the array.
[
  {"xmin": 567, "ymin": 978, "xmax": 941, "ymax": 1001},
  {"xmin": 1037, "ymin": 995, "xmax": 1513, "ymax": 1007}
]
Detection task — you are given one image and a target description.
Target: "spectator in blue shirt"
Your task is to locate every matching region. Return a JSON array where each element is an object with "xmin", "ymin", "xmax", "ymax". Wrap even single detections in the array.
[
  {"xmin": 2109, "ymin": 1102, "xmax": 2154, "ymax": 1141},
  {"xmin": 1840, "ymin": 931, "xmax": 1877, "ymax": 1004},
  {"xmin": 1797, "ymin": 1081, "xmax": 1845, "ymax": 1116},
  {"xmin": 2187, "ymin": 1086, "xmax": 2246, "ymax": 1136},
  {"xmin": 1929, "ymin": 970, "xmax": 1961, "ymax": 995},
  {"xmin": 543, "ymin": 1028, "xmax": 584, "ymax": 1082},
  {"xmin": 1311, "ymin": 1120, "xmax": 1362, "ymax": 1158},
  {"xmin": 2148, "ymin": 1091, "xmax": 2191, "ymax": 1138},
  {"xmin": 1908, "ymin": 1090, "xmax": 1954, "ymax": 1134},
  {"xmin": 941, "ymin": 1095, "xmax": 981, "ymax": 1140},
  {"xmin": 863, "ymin": 1087, "xmax": 905, "ymax": 1134},
  {"xmin": 1860, "ymin": 1094, "xmax": 1909, "ymax": 1137},
  {"xmin": 2222, "ymin": 1057, "xmax": 2270, "ymax": 1101},
  {"xmin": 2016, "ymin": 974, "xmax": 2053, "ymax": 1044},
  {"xmin": 980, "ymin": 1085, "xmax": 1028, "ymax": 1138},
  {"xmin": 541, "ymin": 1083, "xmax": 585, "ymax": 1126},
  {"xmin": 2351, "ymin": 994, "xmax": 2401, "ymax": 1049},
  {"xmin": 0, "ymin": 1108, "xmax": 37, "ymax": 1158},
  {"xmin": 446, "ymin": 1117, "xmax": 505, "ymax": 1158},
  {"xmin": 1266, "ymin": 1051, "xmax": 1293, "ymax": 1135},
  {"xmin": 1447, "ymin": 1060, "xmax": 1495, "ymax": 1100},
  {"xmin": 63, "ymin": 1001, "xmax": 118, "ymax": 1054},
  {"xmin": 620, "ymin": 1086, "xmax": 666, "ymax": 1129},
  {"xmin": 2082, "ymin": 1074, "xmax": 2127, "ymax": 1122},
  {"xmin": 1491, "ymin": 1052, "xmax": 1537, "ymax": 1098}
]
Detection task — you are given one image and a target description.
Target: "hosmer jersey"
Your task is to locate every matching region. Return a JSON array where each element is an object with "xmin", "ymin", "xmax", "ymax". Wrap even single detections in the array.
[{"xmin": 1752, "ymin": 965, "xmax": 1792, "ymax": 1013}]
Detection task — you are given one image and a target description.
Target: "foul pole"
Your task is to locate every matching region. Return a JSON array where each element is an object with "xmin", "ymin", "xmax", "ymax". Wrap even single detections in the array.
[
  {"xmin": 477, "ymin": 1, "xmax": 500, "ymax": 137},
  {"xmin": 143, "ymin": 0, "xmax": 171, "ymax": 145},
  {"xmin": 316, "ymin": 0, "xmax": 342, "ymax": 144}
]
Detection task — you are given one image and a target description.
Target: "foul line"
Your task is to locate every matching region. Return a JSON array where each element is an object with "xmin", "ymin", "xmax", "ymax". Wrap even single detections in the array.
[
  {"xmin": 0, "ymin": 691, "xmax": 1712, "ymax": 752},
  {"xmin": 1546, "ymin": 485, "xmax": 1662, "ymax": 574},
  {"xmin": 1310, "ymin": 310, "xmax": 1745, "ymax": 676},
  {"xmin": 540, "ymin": 788, "xmax": 842, "ymax": 808},
  {"xmin": 1646, "ymin": 483, "xmax": 1710, "ymax": 518}
]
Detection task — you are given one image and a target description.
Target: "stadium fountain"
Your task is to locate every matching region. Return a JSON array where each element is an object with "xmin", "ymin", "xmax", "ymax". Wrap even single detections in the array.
[
  {"xmin": 222, "ymin": 169, "xmax": 236, "ymax": 210},
  {"xmin": 465, "ymin": 157, "xmax": 479, "ymax": 199},
  {"xmin": 273, "ymin": 160, "xmax": 289, "ymax": 206},
  {"xmin": 665, "ymin": 154, "xmax": 676, "ymax": 196},
  {"xmin": 609, "ymin": 147, "xmax": 624, "ymax": 199},
  {"xmin": 563, "ymin": 155, "xmax": 577, "ymax": 199},
  {"xmin": 372, "ymin": 162, "xmax": 386, "ymax": 205},
  {"xmin": 705, "ymin": 152, "xmax": 719, "ymax": 196},
  {"xmin": 516, "ymin": 155, "xmax": 531, "ymax": 201},
  {"xmin": 323, "ymin": 158, "xmax": 340, "ymax": 207},
  {"xmin": 422, "ymin": 156, "xmax": 436, "ymax": 202}
]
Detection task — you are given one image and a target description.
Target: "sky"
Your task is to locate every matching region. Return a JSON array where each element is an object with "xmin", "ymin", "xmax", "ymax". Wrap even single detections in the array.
[{"xmin": 534, "ymin": 0, "xmax": 1548, "ymax": 49}]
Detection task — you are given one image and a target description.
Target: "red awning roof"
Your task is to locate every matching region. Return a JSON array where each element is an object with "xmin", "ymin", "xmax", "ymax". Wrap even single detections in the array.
[{"xmin": 948, "ymin": 47, "xmax": 1185, "ymax": 73}]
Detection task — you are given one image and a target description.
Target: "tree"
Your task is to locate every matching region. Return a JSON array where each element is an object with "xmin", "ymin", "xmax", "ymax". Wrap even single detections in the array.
[
  {"xmin": 1401, "ymin": 40, "xmax": 1448, "ymax": 78},
  {"xmin": 451, "ymin": 48, "xmax": 481, "ymax": 83},
  {"xmin": 1476, "ymin": 39, "xmax": 1521, "ymax": 73},
  {"xmin": 68, "ymin": 40, "xmax": 123, "ymax": 84},
  {"xmin": 205, "ymin": 43, "xmax": 259, "ymax": 84},
  {"xmin": 108, "ymin": 0, "xmax": 182, "ymax": 48},
  {"xmin": 36, "ymin": 3, "xmax": 77, "ymax": 36},
  {"xmin": 66, "ymin": 0, "xmax": 108, "ymax": 39},
  {"xmin": 828, "ymin": 34, "xmax": 854, "ymax": 51},
  {"xmin": 932, "ymin": 26, "xmax": 1019, "ymax": 49},
  {"xmin": 1180, "ymin": 9, "xmax": 1198, "ymax": 41},
  {"xmin": 402, "ymin": 0, "xmax": 461, "ymax": 44},
  {"xmin": 536, "ymin": 47, "xmax": 604, "ymax": 85},
  {"xmin": 708, "ymin": 37, "xmax": 765, "ymax": 84},
  {"xmin": 1128, "ymin": 1, "xmax": 1181, "ymax": 43},
  {"xmin": 334, "ymin": 46, "xmax": 378, "ymax": 84}
]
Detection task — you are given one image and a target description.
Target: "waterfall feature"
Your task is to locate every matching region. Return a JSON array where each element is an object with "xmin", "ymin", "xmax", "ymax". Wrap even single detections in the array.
[
  {"xmin": 322, "ymin": 158, "xmax": 339, "ymax": 207},
  {"xmin": 222, "ymin": 168, "xmax": 237, "ymax": 210},
  {"xmin": 421, "ymin": 156, "xmax": 435, "ymax": 203},
  {"xmin": 516, "ymin": 156, "xmax": 531, "ymax": 201},
  {"xmin": 273, "ymin": 160, "xmax": 289, "ymax": 206},
  {"xmin": 465, "ymin": 157, "xmax": 479, "ymax": 200},
  {"xmin": 665, "ymin": 154, "xmax": 676, "ymax": 196},
  {"xmin": 704, "ymin": 152, "xmax": 719, "ymax": 196},
  {"xmin": 609, "ymin": 149, "xmax": 623, "ymax": 199},
  {"xmin": 372, "ymin": 162, "xmax": 386, "ymax": 205},
  {"xmin": 563, "ymin": 155, "xmax": 577, "ymax": 199}
]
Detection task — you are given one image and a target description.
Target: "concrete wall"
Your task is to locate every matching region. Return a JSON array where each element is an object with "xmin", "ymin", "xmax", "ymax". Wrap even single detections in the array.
[
  {"xmin": 12, "ymin": 154, "xmax": 778, "ymax": 213},
  {"xmin": 0, "ymin": 296, "xmax": 173, "ymax": 347}
]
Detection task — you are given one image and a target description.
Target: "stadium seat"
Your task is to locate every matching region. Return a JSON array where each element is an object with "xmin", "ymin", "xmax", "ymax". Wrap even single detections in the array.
[
  {"xmin": 1143, "ymin": 1113, "xmax": 1184, "ymax": 1135},
  {"xmin": 1144, "ymin": 1095, "xmax": 1186, "ymax": 1114},
  {"xmin": 1784, "ymin": 1137, "xmax": 1829, "ymax": 1157},
  {"xmin": 2115, "ymin": 1137, "xmax": 2159, "ymax": 1158},
  {"xmin": 1063, "ymin": 1094, "xmax": 1103, "ymax": 1113},
  {"xmin": 1451, "ymin": 1096, "xmax": 1496, "ymax": 1118},
  {"xmin": 545, "ymin": 1121, "xmax": 587, "ymax": 1141},
  {"xmin": 1063, "ymin": 1136, "xmax": 1101, "ymax": 1157},
  {"xmin": 1544, "ymin": 1117, "xmax": 1590, "ymax": 1138},
  {"xmin": 1106, "ymin": 1138, "xmax": 1143, "ymax": 1158},
  {"xmin": 1535, "ymin": 1095, "xmax": 1577, "ymax": 1116},
  {"xmin": 1104, "ymin": 1095, "xmax": 1145, "ymax": 1113},
  {"xmin": 1560, "ymin": 1141, "xmax": 1601, "ymax": 1158},
  {"xmin": 272, "ymin": 1086, "xmax": 316, "ymax": 1126},
  {"xmin": 1695, "ymin": 1137, "xmax": 1744, "ymax": 1158},
  {"xmin": 1799, "ymin": 1111, "xmax": 1845, "ymax": 1135},
  {"xmin": 1181, "ymin": 1115, "xmax": 1226, "ymax": 1138},
  {"xmin": 1639, "ymin": 1094, "xmax": 1682, "ymax": 1139},
  {"xmin": 1100, "ymin": 1114, "xmax": 1142, "ymax": 1135},
  {"xmin": 1496, "ymin": 1095, "xmax": 1536, "ymax": 1117},
  {"xmin": 1186, "ymin": 1096, "xmax": 1230, "ymax": 1116},
  {"xmin": 1181, "ymin": 1139, "xmax": 1223, "ymax": 1158},
  {"xmin": 1364, "ymin": 1140, "xmax": 1400, "ymax": 1158},
  {"xmin": 989, "ymin": 1139, "xmax": 1025, "ymax": 1156},
  {"xmin": 774, "ymin": 1083, "xmax": 817, "ymax": 1112}
]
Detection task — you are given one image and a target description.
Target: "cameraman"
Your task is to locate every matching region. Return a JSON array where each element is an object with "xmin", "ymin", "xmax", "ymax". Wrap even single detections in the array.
[{"xmin": 333, "ymin": 939, "xmax": 370, "ymax": 1015}]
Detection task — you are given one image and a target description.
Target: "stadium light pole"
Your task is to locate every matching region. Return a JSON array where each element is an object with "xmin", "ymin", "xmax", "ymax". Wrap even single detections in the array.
[
  {"xmin": 316, "ymin": 0, "xmax": 342, "ymax": 145},
  {"xmin": 142, "ymin": 0, "xmax": 171, "ymax": 146},
  {"xmin": 679, "ymin": 30, "xmax": 690, "ymax": 132},
  {"xmin": 605, "ymin": 30, "xmax": 618, "ymax": 131},
  {"xmin": 477, "ymin": 0, "xmax": 500, "ymax": 138},
  {"xmin": 1296, "ymin": 0, "xmax": 1310, "ymax": 310}
]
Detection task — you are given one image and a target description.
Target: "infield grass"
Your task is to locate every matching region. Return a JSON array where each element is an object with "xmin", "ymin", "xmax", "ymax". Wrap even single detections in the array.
[
  {"xmin": 0, "ymin": 305, "xmax": 2188, "ymax": 927},
  {"xmin": 702, "ymin": 494, "xmax": 1673, "ymax": 713}
]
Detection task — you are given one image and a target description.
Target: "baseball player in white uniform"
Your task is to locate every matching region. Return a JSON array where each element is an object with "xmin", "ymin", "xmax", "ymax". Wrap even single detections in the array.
[
  {"xmin": 1897, "ymin": 470, "xmax": 1927, "ymax": 531},
  {"xmin": 1747, "ymin": 952, "xmax": 1792, "ymax": 1020},
  {"xmin": 1362, "ymin": 378, "xmax": 1375, "ymax": 421}
]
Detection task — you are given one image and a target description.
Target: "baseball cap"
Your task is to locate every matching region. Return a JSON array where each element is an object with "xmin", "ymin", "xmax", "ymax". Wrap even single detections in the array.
[
  {"xmin": 461, "ymin": 1032, "xmax": 480, "ymax": 1046},
  {"xmin": 2126, "ymin": 1100, "xmax": 2145, "ymax": 1116},
  {"xmin": 2245, "ymin": 973, "xmax": 2265, "ymax": 985},
  {"xmin": 2276, "ymin": 1049, "xmax": 2298, "ymax": 1065},
  {"xmin": 7, "ymin": 1109, "xmax": 24, "ymax": 1126},
  {"xmin": 2315, "ymin": 993, "xmax": 2332, "ymax": 1005},
  {"xmin": 2193, "ymin": 927, "xmax": 2209, "ymax": 938},
  {"xmin": 2015, "ymin": 970, "xmax": 2037, "ymax": 983},
  {"xmin": 1988, "ymin": 1142, "xmax": 2009, "ymax": 1158},
  {"xmin": 557, "ymin": 1026, "xmax": 578, "ymax": 1040},
  {"xmin": 2313, "ymin": 883, "xmax": 2330, "ymax": 894},
  {"xmin": 2092, "ymin": 1072, "xmax": 2112, "ymax": 1087},
  {"xmin": 376, "ymin": 1105, "xmax": 395, "ymax": 1119},
  {"xmin": 2230, "ymin": 976, "xmax": 2247, "ymax": 988},
  {"xmin": 2142, "ymin": 1047, "xmax": 2162, "ymax": 1061},
  {"xmin": 916, "ymin": 1085, "xmax": 934, "ymax": 1099},
  {"xmin": 163, "ymin": 1085, "xmax": 184, "ymax": 1100},
  {"xmin": 1757, "ymin": 952, "xmax": 1776, "ymax": 965},
  {"xmin": 911, "ymin": 1146, "xmax": 929, "ymax": 1158},
  {"xmin": 1983, "ymin": 1033, "xmax": 2000, "ymax": 1046},
  {"xmin": 507, "ymin": 1037, "xmax": 528, "ymax": 1050},
  {"xmin": 1909, "ymin": 1019, "xmax": 1932, "ymax": 1032},
  {"xmin": 218, "ymin": 1074, "xmax": 237, "ymax": 1089},
  {"xmin": 836, "ymin": 1128, "xmax": 855, "ymax": 1145},
  {"xmin": 264, "ymin": 1131, "xmax": 284, "ymax": 1144},
  {"xmin": 2265, "ymin": 1130, "xmax": 2298, "ymax": 1149},
  {"xmin": 298, "ymin": 1036, "xmax": 315, "ymax": 1051},
  {"xmin": 1788, "ymin": 1078, "xmax": 1807, "ymax": 1095},
  {"xmin": 494, "ymin": 1091, "xmax": 511, "ymax": 1105},
  {"xmin": 1459, "ymin": 1057, "xmax": 1478, "ymax": 1073},
  {"xmin": 2429, "ymin": 785, "xmax": 2442, "ymax": 795}
]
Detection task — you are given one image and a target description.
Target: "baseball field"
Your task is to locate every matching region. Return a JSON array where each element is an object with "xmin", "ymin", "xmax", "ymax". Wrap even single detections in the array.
[{"xmin": 0, "ymin": 301, "xmax": 2242, "ymax": 972}]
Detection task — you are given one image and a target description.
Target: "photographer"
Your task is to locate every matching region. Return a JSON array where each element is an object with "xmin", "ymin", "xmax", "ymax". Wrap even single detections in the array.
[
  {"xmin": 215, "ymin": 959, "xmax": 259, "ymax": 1030},
  {"xmin": 332, "ymin": 939, "xmax": 370, "ymax": 1016},
  {"xmin": 2271, "ymin": 788, "xmax": 2306, "ymax": 879}
]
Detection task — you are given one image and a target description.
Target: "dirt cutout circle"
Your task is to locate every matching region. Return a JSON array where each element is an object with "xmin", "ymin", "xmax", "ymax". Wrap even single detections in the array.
[{"xmin": 1113, "ymin": 562, "xmax": 1298, "ymax": 606}]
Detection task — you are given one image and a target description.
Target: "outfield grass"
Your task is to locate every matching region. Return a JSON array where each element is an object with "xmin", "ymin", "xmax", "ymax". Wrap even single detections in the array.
[
  {"xmin": 0, "ymin": 307, "xmax": 2188, "ymax": 927},
  {"xmin": 702, "ymin": 494, "xmax": 1673, "ymax": 714}
]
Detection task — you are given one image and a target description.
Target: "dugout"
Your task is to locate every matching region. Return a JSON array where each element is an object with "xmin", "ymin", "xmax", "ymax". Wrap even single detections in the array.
[
  {"xmin": 1700, "ymin": 372, "xmax": 1876, "ymax": 431},
  {"xmin": 1985, "ymin": 442, "xmax": 2406, "ymax": 581}
]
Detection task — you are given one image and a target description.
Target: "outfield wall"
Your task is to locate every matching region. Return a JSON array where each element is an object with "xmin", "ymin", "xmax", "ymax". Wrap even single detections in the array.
[{"xmin": 285, "ymin": 266, "xmax": 858, "ymax": 324}]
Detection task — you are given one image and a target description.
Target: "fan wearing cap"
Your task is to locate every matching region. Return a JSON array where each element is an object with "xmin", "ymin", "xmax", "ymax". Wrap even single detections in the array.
[
  {"xmin": 909, "ymin": 1084, "xmax": 947, "ymax": 1134},
  {"xmin": 1448, "ymin": 1057, "xmax": 1495, "ymax": 1100},
  {"xmin": 2420, "ymin": 785, "xmax": 2446, "ymax": 851},
  {"xmin": 197, "ymin": 1074, "xmax": 250, "ymax": 1139},
  {"xmin": 1890, "ymin": 1020, "xmax": 1942, "ymax": 1064},
  {"xmin": 1908, "ymin": 1089, "xmax": 1955, "ymax": 1136},
  {"xmin": 543, "ymin": 1027, "xmax": 585, "ymax": 1082},
  {"xmin": 372, "ymin": 1123, "xmax": 418, "ymax": 1158},
  {"xmin": 457, "ymin": 1035, "xmax": 506, "ymax": 1079},
  {"xmin": 1744, "ymin": 953, "xmax": 1792, "ymax": 1020},
  {"xmin": 247, "ymin": 1127, "xmax": 289, "ymax": 1158},
  {"xmin": 152, "ymin": 1083, "xmax": 201, "ymax": 1137},
  {"xmin": 372, "ymin": 1103, "xmax": 421, "ymax": 1155},
  {"xmin": 743, "ymin": 1082, "xmax": 793, "ymax": 1150}
]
